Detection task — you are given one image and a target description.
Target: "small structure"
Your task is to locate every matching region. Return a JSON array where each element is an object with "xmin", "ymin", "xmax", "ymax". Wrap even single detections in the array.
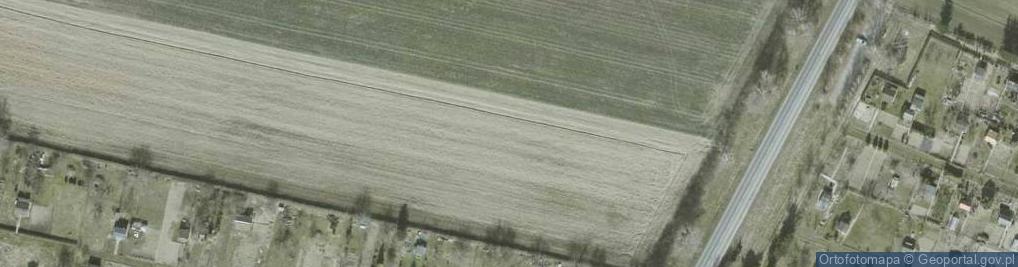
[
  {"xmin": 129, "ymin": 218, "xmax": 149, "ymax": 239},
  {"xmin": 959, "ymin": 202, "xmax": 974, "ymax": 213},
  {"xmin": 37, "ymin": 152, "xmax": 53, "ymax": 169},
  {"xmin": 175, "ymin": 219, "xmax": 191, "ymax": 243},
  {"xmin": 959, "ymin": 194, "xmax": 976, "ymax": 213},
  {"xmin": 233, "ymin": 207, "xmax": 254, "ymax": 225},
  {"xmin": 903, "ymin": 89, "xmax": 927, "ymax": 122},
  {"xmin": 817, "ymin": 174, "xmax": 838, "ymax": 215},
  {"xmin": 985, "ymin": 129, "xmax": 1000, "ymax": 147},
  {"xmin": 999, "ymin": 203, "xmax": 1014, "ymax": 227},
  {"xmin": 1011, "ymin": 234, "xmax": 1018, "ymax": 252},
  {"xmin": 835, "ymin": 211, "xmax": 853, "ymax": 236},
  {"xmin": 87, "ymin": 256, "xmax": 102, "ymax": 267},
  {"xmin": 113, "ymin": 217, "xmax": 129, "ymax": 255},
  {"xmin": 902, "ymin": 235, "xmax": 918, "ymax": 252},
  {"xmin": 947, "ymin": 214, "xmax": 961, "ymax": 231},
  {"xmin": 1005, "ymin": 71, "xmax": 1018, "ymax": 93},
  {"xmin": 882, "ymin": 82, "xmax": 898, "ymax": 98},
  {"xmin": 974, "ymin": 60, "xmax": 988, "ymax": 80},
  {"xmin": 13, "ymin": 191, "xmax": 32, "ymax": 234},
  {"xmin": 357, "ymin": 212, "xmax": 371, "ymax": 230},
  {"xmin": 816, "ymin": 181, "xmax": 836, "ymax": 211},
  {"xmin": 413, "ymin": 232, "xmax": 428, "ymax": 257}
]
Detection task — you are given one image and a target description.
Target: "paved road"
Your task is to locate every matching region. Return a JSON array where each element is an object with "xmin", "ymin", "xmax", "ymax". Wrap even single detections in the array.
[{"xmin": 694, "ymin": 1, "xmax": 858, "ymax": 266}]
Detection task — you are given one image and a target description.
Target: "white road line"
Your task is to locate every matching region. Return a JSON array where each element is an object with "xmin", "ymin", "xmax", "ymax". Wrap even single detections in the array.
[{"xmin": 694, "ymin": 1, "xmax": 859, "ymax": 266}]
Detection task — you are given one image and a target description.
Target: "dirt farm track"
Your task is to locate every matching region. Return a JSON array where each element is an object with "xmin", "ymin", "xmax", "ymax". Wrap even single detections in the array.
[{"xmin": 0, "ymin": 0, "xmax": 710, "ymax": 262}]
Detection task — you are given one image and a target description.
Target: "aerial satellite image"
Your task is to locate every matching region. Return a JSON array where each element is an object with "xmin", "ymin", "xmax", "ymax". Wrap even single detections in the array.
[{"xmin": 1, "ymin": 0, "xmax": 1017, "ymax": 266}]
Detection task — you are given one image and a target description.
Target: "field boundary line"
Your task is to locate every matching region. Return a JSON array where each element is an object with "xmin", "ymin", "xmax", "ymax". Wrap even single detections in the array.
[
  {"xmin": 0, "ymin": 3, "xmax": 687, "ymax": 155},
  {"xmin": 0, "ymin": 222, "xmax": 78, "ymax": 245}
]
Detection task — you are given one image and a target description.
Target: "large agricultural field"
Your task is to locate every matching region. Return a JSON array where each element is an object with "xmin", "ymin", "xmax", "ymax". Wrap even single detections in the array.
[
  {"xmin": 42, "ymin": 0, "xmax": 775, "ymax": 135},
  {"xmin": 0, "ymin": 0, "xmax": 720, "ymax": 263},
  {"xmin": 896, "ymin": 0, "xmax": 1018, "ymax": 46}
]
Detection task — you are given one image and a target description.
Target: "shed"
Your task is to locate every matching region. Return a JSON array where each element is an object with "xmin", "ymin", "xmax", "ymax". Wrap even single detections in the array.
[
  {"xmin": 1000, "ymin": 204, "xmax": 1014, "ymax": 227},
  {"xmin": 902, "ymin": 235, "xmax": 917, "ymax": 251}
]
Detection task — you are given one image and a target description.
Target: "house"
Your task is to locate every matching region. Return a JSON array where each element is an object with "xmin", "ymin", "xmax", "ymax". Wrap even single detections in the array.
[
  {"xmin": 903, "ymin": 89, "xmax": 927, "ymax": 122},
  {"xmin": 999, "ymin": 204, "xmax": 1014, "ymax": 227},
  {"xmin": 175, "ymin": 219, "xmax": 191, "ymax": 243},
  {"xmin": 959, "ymin": 201, "xmax": 974, "ymax": 213},
  {"xmin": 959, "ymin": 192, "xmax": 976, "ymax": 213},
  {"xmin": 413, "ymin": 234, "xmax": 428, "ymax": 257},
  {"xmin": 902, "ymin": 235, "xmax": 918, "ymax": 252},
  {"xmin": 986, "ymin": 129, "xmax": 1000, "ymax": 147},
  {"xmin": 882, "ymin": 82, "xmax": 898, "ymax": 98},
  {"xmin": 113, "ymin": 218, "xmax": 129, "ymax": 241},
  {"xmin": 87, "ymin": 256, "xmax": 102, "ymax": 267},
  {"xmin": 1006, "ymin": 71, "xmax": 1018, "ymax": 93},
  {"xmin": 37, "ymin": 152, "xmax": 53, "ymax": 169},
  {"xmin": 835, "ymin": 211, "xmax": 853, "ymax": 236},
  {"xmin": 1011, "ymin": 234, "xmax": 1018, "ymax": 252},
  {"xmin": 974, "ymin": 60, "xmax": 988, "ymax": 80},
  {"xmin": 947, "ymin": 215, "xmax": 961, "ymax": 231},
  {"xmin": 816, "ymin": 182, "xmax": 836, "ymax": 211},
  {"xmin": 14, "ymin": 192, "xmax": 31, "ymax": 218}
]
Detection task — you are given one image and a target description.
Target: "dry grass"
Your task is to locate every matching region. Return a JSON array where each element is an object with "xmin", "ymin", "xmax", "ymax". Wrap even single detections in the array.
[{"xmin": 0, "ymin": 1, "xmax": 712, "ymax": 263}]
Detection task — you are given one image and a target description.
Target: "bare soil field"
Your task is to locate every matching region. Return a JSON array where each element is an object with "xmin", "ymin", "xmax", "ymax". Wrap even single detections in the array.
[
  {"xmin": 41, "ymin": 0, "xmax": 774, "ymax": 135},
  {"xmin": 0, "ymin": 0, "xmax": 710, "ymax": 262}
]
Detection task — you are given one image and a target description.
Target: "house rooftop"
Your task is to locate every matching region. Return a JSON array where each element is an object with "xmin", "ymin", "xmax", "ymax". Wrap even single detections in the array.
[
  {"xmin": 1000, "ymin": 204, "xmax": 1014, "ymax": 226},
  {"xmin": 233, "ymin": 207, "xmax": 255, "ymax": 224},
  {"xmin": 113, "ymin": 218, "xmax": 129, "ymax": 241},
  {"xmin": 902, "ymin": 235, "xmax": 917, "ymax": 250}
]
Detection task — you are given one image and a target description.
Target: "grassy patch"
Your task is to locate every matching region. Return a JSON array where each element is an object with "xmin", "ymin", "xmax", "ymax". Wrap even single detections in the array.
[
  {"xmin": 929, "ymin": 185, "xmax": 955, "ymax": 223},
  {"xmin": 844, "ymin": 203, "xmax": 905, "ymax": 252}
]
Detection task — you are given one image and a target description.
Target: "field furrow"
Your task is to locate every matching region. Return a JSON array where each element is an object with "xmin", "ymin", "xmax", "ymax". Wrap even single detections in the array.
[
  {"xmin": 487, "ymin": 0, "xmax": 746, "ymax": 56},
  {"xmin": 318, "ymin": 0, "xmax": 694, "ymax": 80}
]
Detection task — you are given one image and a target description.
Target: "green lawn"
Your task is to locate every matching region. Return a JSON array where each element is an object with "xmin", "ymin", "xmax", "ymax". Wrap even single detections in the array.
[
  {"xmin": 46, "ymin": 0, "xmax": 773, "ymax": 135},
  {"xmin": 928, "ymin": 185, "xmax": 955, "ymax": 223},
  {"xmin": 910, "ymin": 38, "xmax": 976, "ymax": 136},
  {"xmin": 844, "ymin": 203, "xmax": 905, "ymax": 252}
]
